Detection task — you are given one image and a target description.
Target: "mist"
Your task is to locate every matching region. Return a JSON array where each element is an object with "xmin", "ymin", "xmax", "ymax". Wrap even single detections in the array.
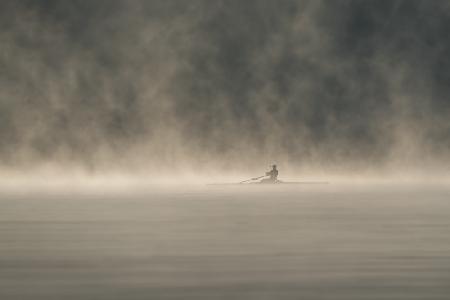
[
  {"xmin": 2, "ymin": 3, "xmax": 450, "ymax": 299},
  {"xmin": 1, "ymin": 0, "xmax": 449, "ymax": 180}
]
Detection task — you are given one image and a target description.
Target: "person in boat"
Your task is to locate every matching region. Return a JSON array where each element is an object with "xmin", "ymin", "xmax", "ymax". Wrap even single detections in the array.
[{"xmin": 260, "ymin": 165, "xmax": 279, "ymax": 183}]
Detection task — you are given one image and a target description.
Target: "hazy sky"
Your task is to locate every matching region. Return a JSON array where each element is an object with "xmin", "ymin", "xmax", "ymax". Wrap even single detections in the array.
[{"xmin": 1, "ymin": 0, "xmax": 449, "ymax": 175}]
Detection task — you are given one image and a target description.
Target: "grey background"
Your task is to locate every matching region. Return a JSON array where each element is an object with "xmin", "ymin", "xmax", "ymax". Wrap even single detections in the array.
[{"xmin": 1, "ymin": 0, "xmax": 449, "ymax": 174}]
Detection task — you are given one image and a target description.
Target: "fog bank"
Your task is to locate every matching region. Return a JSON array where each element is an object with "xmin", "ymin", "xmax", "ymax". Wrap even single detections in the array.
[{"xmin": 1, "ymin": 0, "xmax": 449, "ymax": 177}]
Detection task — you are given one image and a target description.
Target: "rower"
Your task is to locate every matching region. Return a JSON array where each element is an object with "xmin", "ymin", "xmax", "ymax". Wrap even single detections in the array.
[{"xmin": 261, "ymin": 165, "xmax": 278, "ymax": 183}]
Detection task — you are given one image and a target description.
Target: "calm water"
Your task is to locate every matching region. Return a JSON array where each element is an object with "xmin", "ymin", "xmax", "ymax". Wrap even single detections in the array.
[{"xmin": 1, "ymin": 183, "xmax": 449, "ymax": 299}]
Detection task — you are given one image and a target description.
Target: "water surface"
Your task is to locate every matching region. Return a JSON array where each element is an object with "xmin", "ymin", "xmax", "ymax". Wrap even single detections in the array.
[{"xmin": 1, "ymin": 183, "xmax": 449, "ymax": 299}]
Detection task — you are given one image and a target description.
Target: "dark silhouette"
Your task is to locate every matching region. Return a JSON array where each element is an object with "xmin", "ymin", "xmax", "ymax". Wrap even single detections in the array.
[{"xmin": 260, "ymin": 165, "xmax": 279, "ymax": 183}]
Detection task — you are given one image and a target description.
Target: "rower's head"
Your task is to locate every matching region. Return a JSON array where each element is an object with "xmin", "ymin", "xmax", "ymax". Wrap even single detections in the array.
[{"xmin": 272, "ymin": 164, "xmax": 277, "ymax": 170}]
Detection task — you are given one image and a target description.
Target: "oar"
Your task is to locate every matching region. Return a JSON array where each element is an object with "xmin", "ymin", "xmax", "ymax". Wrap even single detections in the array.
[{"xmin": 239, "ymin": 175, "xmax": 266, "ymax": 184}]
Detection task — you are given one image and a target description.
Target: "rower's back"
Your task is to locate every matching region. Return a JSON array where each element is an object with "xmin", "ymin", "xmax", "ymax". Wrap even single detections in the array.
[{"xmin": 266, "ymin": 165, "xmax": 278, "ymax": 182}]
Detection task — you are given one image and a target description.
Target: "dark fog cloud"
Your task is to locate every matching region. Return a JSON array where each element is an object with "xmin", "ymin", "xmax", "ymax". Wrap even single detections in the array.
[{"xmin": 0, "ymin": 0, "xmax": 449, "ymax": 174}]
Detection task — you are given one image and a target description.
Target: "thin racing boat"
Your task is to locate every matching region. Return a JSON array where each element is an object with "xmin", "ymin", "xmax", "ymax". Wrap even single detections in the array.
[{"xmin": 208, "ymin": 165, "xmax": 328, "ymax": 185}]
